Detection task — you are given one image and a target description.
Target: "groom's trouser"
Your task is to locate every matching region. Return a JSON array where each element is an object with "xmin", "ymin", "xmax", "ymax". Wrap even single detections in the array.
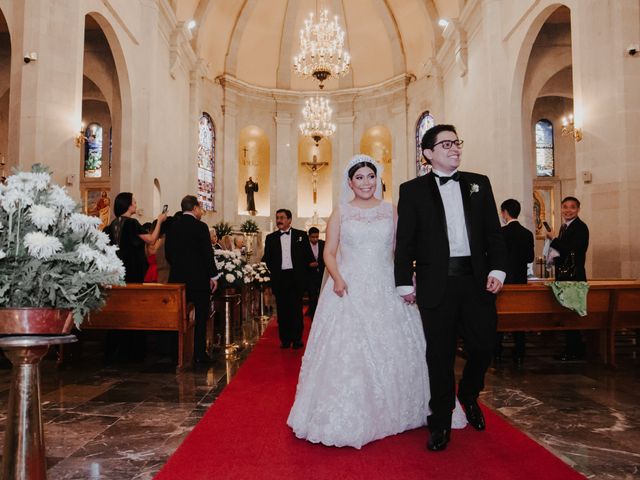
[
  {"xmin": 274, "ymin": 270, "xmax": 304, "ymax": 345},
  {"xmin": 419, "ymin": 274, "xmax": 497, "ymax": 432}
]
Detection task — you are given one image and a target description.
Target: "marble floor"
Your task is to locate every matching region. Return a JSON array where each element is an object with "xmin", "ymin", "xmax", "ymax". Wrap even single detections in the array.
[{"xmin": 0, "ymin": 328, "xmax": 637, "ymax": 479}]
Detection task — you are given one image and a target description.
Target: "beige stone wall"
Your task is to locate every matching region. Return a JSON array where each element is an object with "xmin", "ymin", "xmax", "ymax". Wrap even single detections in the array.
[{"xmin": 0, "ymin": 0, "xmax": 637, "ymax": 277}]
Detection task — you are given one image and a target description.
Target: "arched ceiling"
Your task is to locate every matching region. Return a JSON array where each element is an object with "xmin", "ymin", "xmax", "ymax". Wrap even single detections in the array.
[{"xmin": 175, "ymin": 0, "xmax": 465, "ymax": 91}]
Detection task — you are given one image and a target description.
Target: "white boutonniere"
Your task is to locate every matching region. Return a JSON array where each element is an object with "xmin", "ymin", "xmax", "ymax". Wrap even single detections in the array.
[
  {"xmin": 470, "ymin": 183, "xmax": 480, "ymax": 195},
  {"xmin": 297, "ymin": 236, "xmax": 302, "ymax": 242}
]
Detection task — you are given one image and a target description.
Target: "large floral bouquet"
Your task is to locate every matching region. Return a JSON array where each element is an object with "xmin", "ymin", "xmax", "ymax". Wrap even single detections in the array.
[
  {"xmin": 0, "ymin": 165, "xmax": 125, "ymax": 326},
  {"xmin": 214, "ymin": 249, "xmax": 253, "ymax": 288},
  {"xmin": 251, "ymin": 262, "xmax": 270, "ymax": 284}
]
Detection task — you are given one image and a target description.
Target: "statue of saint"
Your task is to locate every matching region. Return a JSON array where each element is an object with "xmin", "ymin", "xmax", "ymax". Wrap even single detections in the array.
[{"xmin": 245, "ymin": 177, "xmax": 259, "ymax": 215}]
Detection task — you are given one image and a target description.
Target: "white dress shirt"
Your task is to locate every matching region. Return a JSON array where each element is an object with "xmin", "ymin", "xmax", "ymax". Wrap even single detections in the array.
[
  {"xmin": 397, "ymin": 169, "xmax": 505, "ymax": 296},
  {"xmin": 310, "ymin": 242, "xmax": 319, "ymax": 261},
  {"xmin": 280, "ymin": 230, "xmax": 293, "ymax": 270}
]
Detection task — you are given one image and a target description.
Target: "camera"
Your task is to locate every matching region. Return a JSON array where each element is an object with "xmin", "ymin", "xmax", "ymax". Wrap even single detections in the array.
[
  {"xmin": 627, "ymin": 44, "xmax": 639, "ymax": 56},
  {"xmin": 23, "ymin": 52, "xmax": 37, "ymax": 64}
]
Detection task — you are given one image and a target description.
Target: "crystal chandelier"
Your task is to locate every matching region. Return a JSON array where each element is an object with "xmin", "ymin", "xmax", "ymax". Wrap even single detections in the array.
[
  {"xmin": 293, "ymin": 8, "xmax": 351, "ymax": 89},
  {"xmin": 299, "ymin": 96, "xmax": 336, "ymax": 145}
]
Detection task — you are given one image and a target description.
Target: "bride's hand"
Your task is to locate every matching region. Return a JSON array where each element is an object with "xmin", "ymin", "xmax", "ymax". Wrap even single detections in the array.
[{"xmin": 333, "ymin": 278, "xmax": 348, "ymax": 297}]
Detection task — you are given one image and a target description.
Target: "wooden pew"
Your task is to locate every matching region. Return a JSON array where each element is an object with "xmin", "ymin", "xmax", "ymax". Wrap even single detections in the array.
[
  {"xmin": 82, "ymin": 283, "xmax": 195, "ymax": 371},
  {"xmin": 496, "ymin": 280, "xmax": 640, "ymax": 366}
]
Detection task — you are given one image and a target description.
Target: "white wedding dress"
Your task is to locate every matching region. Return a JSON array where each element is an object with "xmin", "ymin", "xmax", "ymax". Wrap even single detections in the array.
[{"xmin": 287, "ymin": 201, "xmax": 466, "ymax": 449}]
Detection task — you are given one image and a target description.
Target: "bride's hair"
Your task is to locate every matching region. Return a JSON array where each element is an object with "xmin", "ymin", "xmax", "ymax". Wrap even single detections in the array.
[{"xmin": 347, "ymin": 161, "xmax": 377, "ymax": 180}]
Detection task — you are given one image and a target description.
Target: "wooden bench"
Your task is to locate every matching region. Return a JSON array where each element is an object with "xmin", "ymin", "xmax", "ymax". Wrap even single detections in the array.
[
  {"xmin": 82, "ymin": 283, "xmax": 195, "ymax": 370},
  {"xmin": 496, "ymin": 280, "xmax": 640, "ymax": 366}
]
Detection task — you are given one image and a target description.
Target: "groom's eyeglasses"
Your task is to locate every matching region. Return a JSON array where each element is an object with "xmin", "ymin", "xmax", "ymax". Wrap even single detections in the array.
[{"xmin": 432, "ymin": 139, "xmax": 464, "ymax": 150}]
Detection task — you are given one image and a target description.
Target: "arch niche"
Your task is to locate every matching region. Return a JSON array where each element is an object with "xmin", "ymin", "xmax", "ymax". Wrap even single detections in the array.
[
  {"xmin": 298, "ymin": 136, "xmax": 332, "ymax": 218},
  {"xmin": 360, "ymin": 126, "xmax": 392, "ymax": 201},
  {"xmin": 238, "ymin": 126, "xmax": 270, "ymax": 216}
]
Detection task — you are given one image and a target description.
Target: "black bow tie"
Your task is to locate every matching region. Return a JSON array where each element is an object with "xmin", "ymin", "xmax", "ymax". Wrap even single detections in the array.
[
  {"xmin": 279, "ymin": 230, "xmax": 290, "ymax": 236},
  {"xmin": 434, "ymin": 171, "xmax": 460, "ymax": 185}
]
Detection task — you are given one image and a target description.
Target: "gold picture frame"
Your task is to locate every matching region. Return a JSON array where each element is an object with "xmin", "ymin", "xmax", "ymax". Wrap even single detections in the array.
[{"xmin": 533, "ymin": 185, "xmax": 554, "ymax": 239}]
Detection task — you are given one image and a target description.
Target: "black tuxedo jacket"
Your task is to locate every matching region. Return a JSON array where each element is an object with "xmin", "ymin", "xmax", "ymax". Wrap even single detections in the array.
[
  {"xmin": 550, "ymin": 217, "xmax": 589, "ymax": 281},
  {"xmin": 502, "ymin": 221, "xmax": 534, "ymax": 284},
  {"xmin": 165, "ymin": 214, "xmax": 218, "ymax": 291},
  {"xmin": 308, "ymin": 239, "xmax": 325, "ymax": 283},
  {"xmin": 262, "ymin": 228, "xmax": 315, "ymax": 295},
  {"xmin": 394, "ymin": 171, "xmax": 507, "ymax": 308}
]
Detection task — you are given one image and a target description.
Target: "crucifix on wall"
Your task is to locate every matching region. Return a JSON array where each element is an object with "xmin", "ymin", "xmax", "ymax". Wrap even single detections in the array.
[{"xmin": 301, "ymin": 154, "xmax": 329, "ymax": 204}]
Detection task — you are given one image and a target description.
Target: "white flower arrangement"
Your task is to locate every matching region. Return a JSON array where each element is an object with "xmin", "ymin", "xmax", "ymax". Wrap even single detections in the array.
[
  {"xmin": 251, "ymin": 262, "xmax": 271, "ymax": 284},
  {"xmin": 214, "ymin": 249, "xmax": 252, "ymax": 287},
  {"xmin": 0, "ymin": 164, "xmax": 125, "ymax": 326},
  {"xmin": 470, "ymin": 183, "xmax": 480, "ymax": 195}
]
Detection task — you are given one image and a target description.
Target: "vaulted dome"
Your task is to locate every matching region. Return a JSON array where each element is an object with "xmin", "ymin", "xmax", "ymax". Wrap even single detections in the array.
[{"xmin": 176, "ymin": 0, "xmax": 463, "ymax": 90}]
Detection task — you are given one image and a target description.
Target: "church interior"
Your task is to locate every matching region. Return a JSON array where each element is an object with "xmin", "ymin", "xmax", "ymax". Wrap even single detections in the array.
[{"xmin": 0, "ymin": 0, "xmax": 639, "ymax": 478}]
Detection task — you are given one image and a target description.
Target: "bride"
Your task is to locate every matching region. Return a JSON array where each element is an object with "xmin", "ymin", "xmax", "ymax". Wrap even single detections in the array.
[{"xmin": 287, "ymin": 154, "xmax": 466, "ymax": 449}]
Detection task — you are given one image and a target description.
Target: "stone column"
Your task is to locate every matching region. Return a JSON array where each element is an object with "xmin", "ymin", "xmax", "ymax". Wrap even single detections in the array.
[
  {"xmin": 7, "ymin": 0, "xmax": 84, "ymax": 196},
  {"xmin": 391, "ymin": 102, "xmax": 408, "ymax": 203},
  {"xmin": 274, "ymin": 112, "xmax": 294, "ymax": 218},
  {"xmin": 333, "ymin": 115, "xmax": 354, "ymax": 207},
  {"xmin": 222, "ymin": 97, "xmax": 238, "ymax": 220}
]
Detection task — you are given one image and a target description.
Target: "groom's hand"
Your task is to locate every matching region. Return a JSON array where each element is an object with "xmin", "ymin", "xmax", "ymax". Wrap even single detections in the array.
[
  {"xmin": 401, "ymin": 293, "xmax": 416, "ymax": 305},
  {"xmin": 486, "ymin": 275, "xmax": 503, "ymax": 294}
]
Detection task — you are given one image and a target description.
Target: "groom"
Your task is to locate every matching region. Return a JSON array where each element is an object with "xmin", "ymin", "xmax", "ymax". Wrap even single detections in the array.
[{"xmin": 395, "ymin": 124, "xmax": 507, "ymax": 451}]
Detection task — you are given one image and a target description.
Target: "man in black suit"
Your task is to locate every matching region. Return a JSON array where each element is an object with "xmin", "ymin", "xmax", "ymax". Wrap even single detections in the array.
[
  {"xmin": 306, "ymin": 227, "xmax": 325, "ymax": 319},
  {"xmin": 495, "ymin": 199, "xmax": 534, "ymax": 365},
  {"xmin": 395, "ymin": 124, "xmax": 507, "ymax": 452},
  {"xmin": 262, "ymin": 209, "xmax": 314, "ymax": 349},
  {"xmin": 546, "ymin": 196, "xmax": 589, "ymax": 360},
  {"xmin": 165, "ymin": 195, "xmax": 218, "ymax": 363}
]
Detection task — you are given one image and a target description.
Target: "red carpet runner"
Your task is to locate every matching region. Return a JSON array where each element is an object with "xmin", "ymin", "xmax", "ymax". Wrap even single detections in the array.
[{"xmin": 156, "ymin": 319, "xmax": 585, "ymax": 480}]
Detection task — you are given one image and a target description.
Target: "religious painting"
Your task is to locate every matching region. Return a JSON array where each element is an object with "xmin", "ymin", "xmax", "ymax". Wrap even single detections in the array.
[
  {"xmin": 84, "ymin": 122, "xmax": 103, "ymax": 178},
  {"xmin": 533, "ymin": 186, "xmax": 554, "ymax": 239},
  {"xmin": 416, "ymin": 111, "xmax": 435, "ymax": 177},
  {"xmin": 84, "ymin": 188, "xmax": 111, "ymax": 231}
]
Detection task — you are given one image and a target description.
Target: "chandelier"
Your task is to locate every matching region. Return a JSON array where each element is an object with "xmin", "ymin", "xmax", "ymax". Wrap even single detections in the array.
[
  {"xmin": 293, "ymin": 8, "xmax": 351, "ymax": 89},
  {"xmin": 299, "ymin": 96, "xmax": 336, "ymax": 145}
]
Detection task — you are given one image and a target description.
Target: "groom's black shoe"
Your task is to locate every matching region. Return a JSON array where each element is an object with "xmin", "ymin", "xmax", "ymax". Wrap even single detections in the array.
[
  {"xmin": 461, "ymin": 400, "xmax": 486, "ymax": 431},
  {"xmin": 427, "ymin": 428, "xmax": 451, "ymax": 452}
]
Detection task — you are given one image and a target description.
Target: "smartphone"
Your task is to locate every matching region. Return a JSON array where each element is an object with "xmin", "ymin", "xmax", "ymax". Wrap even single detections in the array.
[
  {"xmin": 542, "ymin": 221, "xmax": 551, "ymax": 232},
  {"xmin": 162, "ymin": 204, "xmax": 168, "ymax": 214}
]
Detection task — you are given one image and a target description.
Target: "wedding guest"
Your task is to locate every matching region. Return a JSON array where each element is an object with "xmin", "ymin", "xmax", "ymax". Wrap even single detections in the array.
[
  {"xmin": 262, "ymin": 209, "xmax": 314, "ymax": 349},
  {"xmin": 306, "ymin": 227, "xmax": 325, "ymax": 319},
  {"xmin": 210, "ymin": 229, "xmax": 223, "ymax": 250},
  {"xmin": 220, "ymin": 235, "xmax": 234, "ymax": 251},
  {"xmin": 166, "ymin": 195, "xmax": 219, "ymax": 363},
  {"xmin": 494, "ymin": 199, "xmax": 534, "ymax": 366},
  {"xmin": 546, "ymin": 196, "xmax": 589, "ymax": 361}
]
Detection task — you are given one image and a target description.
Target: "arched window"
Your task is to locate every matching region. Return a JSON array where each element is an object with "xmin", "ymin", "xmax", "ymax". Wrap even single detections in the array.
[
  {"xmin": 416, "ymin": 111, "xmax": 435, "ymax": 176},
  {"xmin": 535, "ymin": 119, "xmax": 554, "ymax": 177},
  {"xmin": 197, "ymin": 113, "xmax": 215, "ymax": 211},
  {"xmin": 83, "ymin": 122, "xmax": 103, "ymax": 178}
]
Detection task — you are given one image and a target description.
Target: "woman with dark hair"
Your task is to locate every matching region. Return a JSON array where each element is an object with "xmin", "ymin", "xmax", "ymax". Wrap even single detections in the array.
[{"xmin": 105, "ymin": 192, "xmax": 167, "ymax": 282}]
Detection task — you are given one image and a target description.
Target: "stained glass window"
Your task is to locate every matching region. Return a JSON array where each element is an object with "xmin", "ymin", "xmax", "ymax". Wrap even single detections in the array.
[
  {"xmin": 197, "ymin": 113, "xmax": 215, "ymax": 211},
  {"xmin": 416, "ymin": 111, "xmax": 435, "ymax": 177},
  {"xmin": 83, "ymin": 123, "xmax": 103, "ymax": 178},
  {"xmin": 535, "ymin": 120, "xmax": 554, "ymax": 177}
]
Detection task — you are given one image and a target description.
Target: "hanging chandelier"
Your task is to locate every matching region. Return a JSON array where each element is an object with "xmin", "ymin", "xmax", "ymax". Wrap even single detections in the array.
[
  {"xmin": 293, "ymin": 8, "xmax": 351, "ymax": 89},
  {"xmin": 299, "ymin": 96, "xmax": 336, "ymax": 145}
]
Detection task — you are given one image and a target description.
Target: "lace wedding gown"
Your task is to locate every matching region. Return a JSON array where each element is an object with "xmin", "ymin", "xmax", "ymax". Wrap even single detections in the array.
[{"xmin": 287, "ymin": 201, "xmax": 466, "ymax": 449}]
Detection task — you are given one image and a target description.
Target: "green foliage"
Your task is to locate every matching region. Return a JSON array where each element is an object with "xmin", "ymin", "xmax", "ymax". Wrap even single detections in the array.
[
  {"xmin": 213, "ymin": 221, "xmax": 233, "ymax": 238},
  {"xmin": 239, "ymin": 218, "xmax": 259, "ymax": 234}
]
